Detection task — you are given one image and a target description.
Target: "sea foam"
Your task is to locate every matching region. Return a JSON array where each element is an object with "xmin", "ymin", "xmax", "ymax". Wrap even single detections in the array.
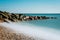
[{"xmin": 0, "ymin": 21, "xmax": 60, "ymax": 40}]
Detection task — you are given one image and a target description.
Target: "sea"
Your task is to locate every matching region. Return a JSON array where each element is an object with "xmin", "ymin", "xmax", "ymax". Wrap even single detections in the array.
[
  {"xmin": 24, "ymin": 14, "xmax": 60, "ymax": 30},
  {"xmin": 1, "ymin": 14, "xmax": 60, "ymax": 40}
]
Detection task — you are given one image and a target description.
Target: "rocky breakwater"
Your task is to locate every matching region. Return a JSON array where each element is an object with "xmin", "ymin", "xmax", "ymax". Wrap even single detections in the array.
[
  {"xmin": 0, "ymin": 11, "xmax": 35, "ymax": 40},
  {"xmin": 0, "ymin": 11, "xmax": 57, "ymax": 22},
  {"xmin": 0, "ymin": 11, "xmax": 57, "ymax": 40}
]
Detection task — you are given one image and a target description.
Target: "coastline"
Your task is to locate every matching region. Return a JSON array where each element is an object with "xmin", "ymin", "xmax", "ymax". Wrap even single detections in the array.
[
  {"xmin": 0, "ymin": 24, "xmax": 34, "ymax": 40},
  {"xmin": 0, "ymin": 21, "xmax": 60, "ymax": 40}
]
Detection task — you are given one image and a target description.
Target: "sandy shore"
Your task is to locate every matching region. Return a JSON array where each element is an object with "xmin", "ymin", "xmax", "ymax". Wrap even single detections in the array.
[
  {"xmin": 0, "ymin": 25, "xmax": 34, "ymax": 40},
  {"xmin": 0, "ymin": 22, "xmax": 60, "ymax": 40}
]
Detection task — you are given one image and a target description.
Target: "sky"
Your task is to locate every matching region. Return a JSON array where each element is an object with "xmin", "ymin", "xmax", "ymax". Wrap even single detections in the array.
[{"xmin": 0, "ymin": 0, "xmax": 60, "ymax": 13}]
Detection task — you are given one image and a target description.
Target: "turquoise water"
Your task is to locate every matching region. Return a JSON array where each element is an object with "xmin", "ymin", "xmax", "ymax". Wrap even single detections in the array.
[
  {"xmin": 24, "ymin": 14, "xmax": 60, "ymax": 30},
  {"xmin": 1, "ymin": 14, "xmax": 60, "ymax": 40}
]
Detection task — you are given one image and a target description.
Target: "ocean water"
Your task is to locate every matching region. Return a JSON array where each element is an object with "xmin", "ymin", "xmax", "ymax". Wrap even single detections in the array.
[
  {"xmin": 0, "ymin": 14, "xmax": 60, "ymax": 40},
  {"xmin": 24, "ymin": 14, "xmax": 60, "ymax": 30}
]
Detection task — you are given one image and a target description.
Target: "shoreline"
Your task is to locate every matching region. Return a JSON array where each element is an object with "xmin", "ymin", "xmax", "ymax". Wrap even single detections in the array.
[
  {"xmin": 0, "ymin": 25, "xmax": 34, "ymax": 40},
  {"xmin": 0, "ymin": 22, "xmax": 60, "ymax": 40}
]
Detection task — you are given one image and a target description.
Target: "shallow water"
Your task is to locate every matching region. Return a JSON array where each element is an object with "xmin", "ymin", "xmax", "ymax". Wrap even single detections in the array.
[
  {"xmin": 24, "ymin": 14, "xmax": 60, "ymax": 30},
  {"xmin": 0, "ymin": 14, "xmax": 60, "ymax": 40},
  {"xmin": 0, "ymin": 21, "xmax": 60, "ymax": 40}
]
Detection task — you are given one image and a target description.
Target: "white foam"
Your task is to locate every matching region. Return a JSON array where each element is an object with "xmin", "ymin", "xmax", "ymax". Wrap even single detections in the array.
[{"xmin": 0, "ymin": 22, "xmax": 60, "ymax": 40}]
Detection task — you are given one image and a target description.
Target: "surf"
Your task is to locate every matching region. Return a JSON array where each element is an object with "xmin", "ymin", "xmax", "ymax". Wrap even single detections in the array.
[{"xmin": 0, "ymin": 21, "xmax": 60, "ymax": 40}]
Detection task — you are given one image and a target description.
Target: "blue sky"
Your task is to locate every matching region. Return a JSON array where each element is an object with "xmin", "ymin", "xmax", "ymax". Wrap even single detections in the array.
[{"xmin": 0, "ymin": 0, "xmax": 60, "ymax": 13}]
